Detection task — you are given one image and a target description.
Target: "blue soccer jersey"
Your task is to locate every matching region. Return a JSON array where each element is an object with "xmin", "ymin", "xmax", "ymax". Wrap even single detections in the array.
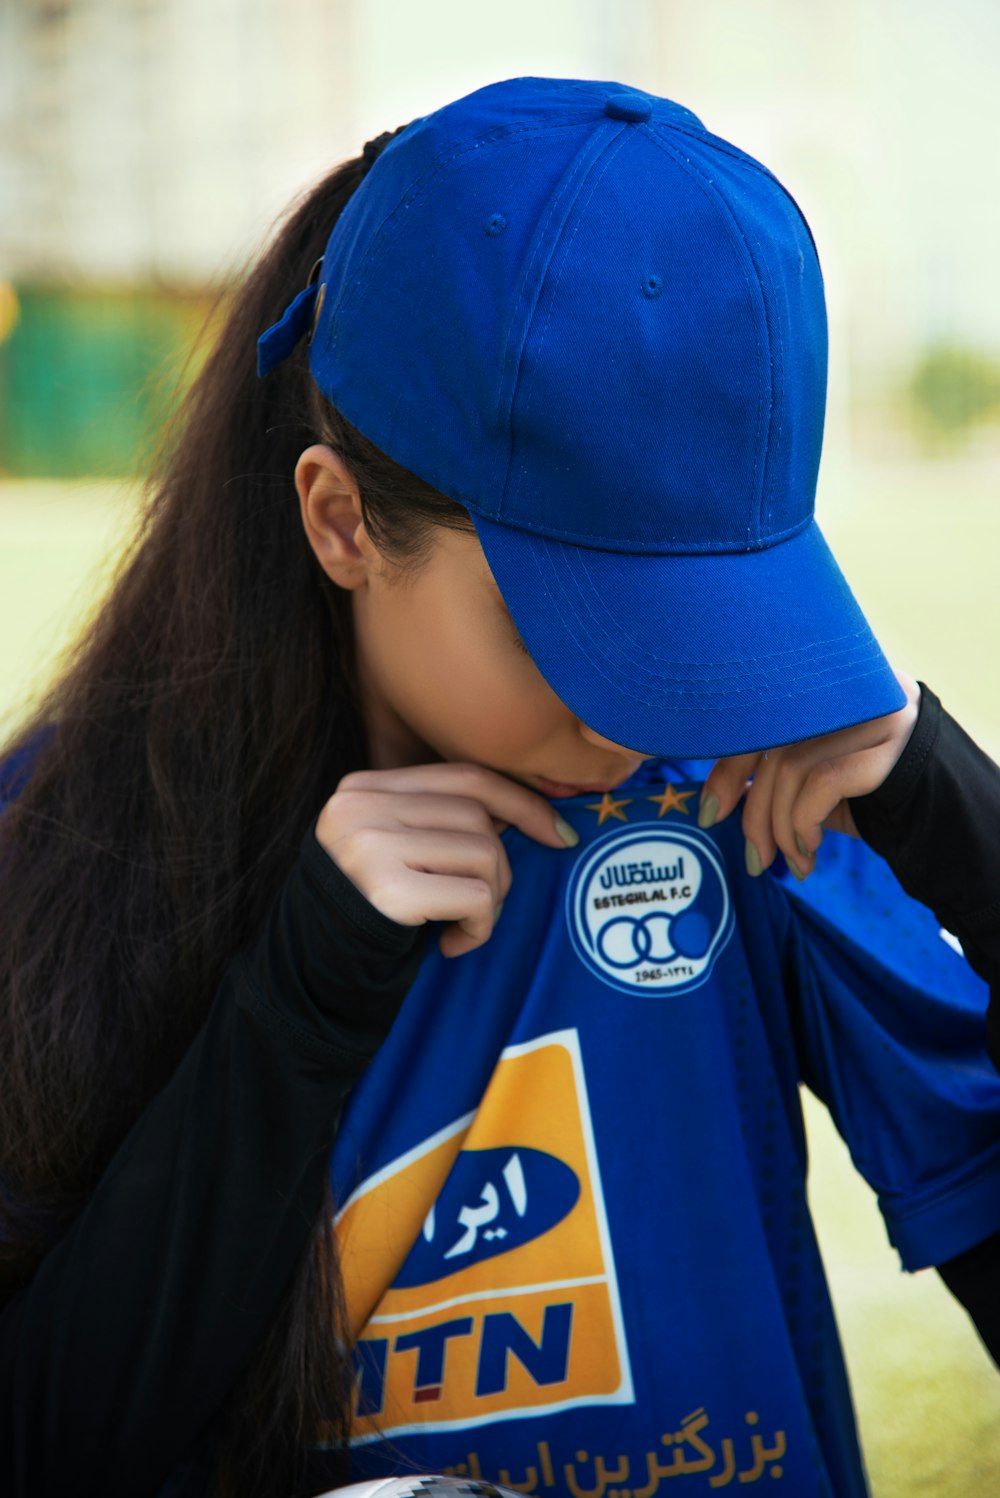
[{"xmin": 323, "ymin": 758, "xmax": 1000, "ymax": 1498}]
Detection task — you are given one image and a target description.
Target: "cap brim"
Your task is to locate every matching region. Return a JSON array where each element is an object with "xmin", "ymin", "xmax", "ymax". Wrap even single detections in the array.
[{"xmin": 472, "ymin": 514, "xmax": 905, "ymax": 759}]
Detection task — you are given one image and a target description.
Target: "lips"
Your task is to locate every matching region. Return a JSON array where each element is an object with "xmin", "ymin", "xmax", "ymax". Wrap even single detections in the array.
[{"xmin": 533, "ymin": 775, "xmax": 635, "ymax": 799}]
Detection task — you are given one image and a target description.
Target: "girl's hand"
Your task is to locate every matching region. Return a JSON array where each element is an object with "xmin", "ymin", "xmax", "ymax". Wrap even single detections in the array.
[
  {"xmin": 315, "ymin": 762, "xmax": 579, "ymax": 957},
  {"xmin": 698, "ymin": 672, "xmax": 921, "ymax": 881}
]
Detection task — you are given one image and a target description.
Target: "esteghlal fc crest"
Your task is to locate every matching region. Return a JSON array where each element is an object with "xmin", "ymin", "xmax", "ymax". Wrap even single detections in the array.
[{"xmin": 567, "ymin": 826, "xmax": 733, "ymax": 996}]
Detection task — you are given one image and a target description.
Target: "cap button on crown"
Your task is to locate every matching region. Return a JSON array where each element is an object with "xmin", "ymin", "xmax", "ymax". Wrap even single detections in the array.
[{"xmin": 603, "ymin": 91, "xmax": 653, "ymax": 123}]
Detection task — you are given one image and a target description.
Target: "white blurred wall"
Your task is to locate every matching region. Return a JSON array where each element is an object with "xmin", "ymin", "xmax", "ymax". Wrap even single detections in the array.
[
  {"xmin": 2, "ymin": 0, "xmax": 997, "ymax": 382},
  {"xmin": 0, "ymin": 0, "xmax": 649, "ymax": 284}
]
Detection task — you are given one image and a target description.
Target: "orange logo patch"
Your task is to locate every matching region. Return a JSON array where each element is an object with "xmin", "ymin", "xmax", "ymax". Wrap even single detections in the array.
[{"xmin": 335, "ymin": 1029, "xmax": 633, "ymax": 1442}]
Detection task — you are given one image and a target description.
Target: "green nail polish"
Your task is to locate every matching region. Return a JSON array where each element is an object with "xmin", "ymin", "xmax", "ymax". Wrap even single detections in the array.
[
  {"xmin": 745, "ymin": 840, "xmax": 763, "ymax": 878},
  {"xmin": 698, "ymin": 792, "xmax": 719, "ymax": 830},
  {"xmin": 787, "ymin": 858, "xmax": 806, "ymax": 882},
  {"xmin": 795, "ymin": 834, "xmax": 810, "ymax": 860},
  {"xmin": 555, "ymin": 815, "xmax": 579, "ymax": 847},
  {"xmin": 495, "ymin": 902, "xmax": 505, "ymax": 922}
]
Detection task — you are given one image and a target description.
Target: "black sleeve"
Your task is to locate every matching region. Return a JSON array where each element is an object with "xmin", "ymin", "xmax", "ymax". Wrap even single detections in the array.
[
  {"xmin": 0, "ymin": 819, "xmax": 426, "ymax": 1498},
  {"xmin": 937, "ymin": 1230, "xmax": 1000, "ymax": 1368},
  {"xmin": 849, "ymin": 686, "xmax": 1000, "ymax": 1348},
  {"xmin": 849, "ymin": 683, "xmax": 1000, "ymax": 1066}
]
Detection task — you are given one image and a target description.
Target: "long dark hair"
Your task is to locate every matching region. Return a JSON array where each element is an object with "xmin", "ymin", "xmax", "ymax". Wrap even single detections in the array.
[{"xmin": 0, "ymin": 135, "xmax": 474, "ymax": 1495}]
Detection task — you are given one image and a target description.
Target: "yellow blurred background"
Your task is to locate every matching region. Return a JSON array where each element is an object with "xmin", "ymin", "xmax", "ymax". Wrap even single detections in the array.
[{"xmin": 1, "ymin": 2, "xmax": 998, "ymax": 1493}]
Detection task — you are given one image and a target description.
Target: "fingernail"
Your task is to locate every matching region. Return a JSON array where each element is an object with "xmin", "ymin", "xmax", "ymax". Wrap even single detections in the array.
[
  {"xmin": 495, "ymin": 902, "xmax": 504, "ymax": 922},
  {"xmin": 795, "ymin": 834, "xmax": 810, "ymax": 860},
  {"xmin": 745, "ymin": 840, "xmax": 763, "ymax": 877},
  {"xmin": 555, "ymin": 815, "xmax": 579, "ymax": 847},
  {"xmin": 787, "ymin": 858, "xmax": 806, "ymax": 882},
  {"xmin": 698, "ymin": 792, "xmax": 719, "ymax": 830}
]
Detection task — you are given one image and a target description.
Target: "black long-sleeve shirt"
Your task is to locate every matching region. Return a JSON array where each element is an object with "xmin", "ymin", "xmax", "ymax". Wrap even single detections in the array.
[
  {"xmin": 850, "ymin": 684, "xmax": 1000, "ymax": 1064},
  {"xmin": 848, "ymin": 685, "xmax": 1000, "ymax": 1361},
  {"xmin": 2, "ymin": 683, "xmax": 999, "ymax": 1496},
  {"xmin": 0, "ymin": 826, "xmax": 425, "ymax": 1497}
]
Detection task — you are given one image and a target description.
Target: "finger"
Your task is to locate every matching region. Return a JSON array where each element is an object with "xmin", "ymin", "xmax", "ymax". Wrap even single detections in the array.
[
  {"xmin": 699, "ymin": 752, "xmax": 761, "ymax": 829},
  {"xmin": 337, "ymin": 827, "xmax": 512, "ymax": 914},
  {"xmin": 397, "ymin": 827, "xmax": 513, "ymax": 907},
  {"xmin": 439, "ymin": 919, "xmax": 496, "ymax": 959},
  {"xmin": 749, "ymin": 745, "xmax": 810, "ymax": 879},
  {"xmin": 319, "ymin": 788, "xmax": 502, "ymax": 863},
  {"xmin": 795, "ymin": 749, "xmax": 886, "ymax": 846},
  {"xmin": 333, "ymin": 789, "xmax": 501, "ymax": 840},
  {"xmin": 337, "ymin": 762, "xmax": 578, "ymax": 848},
  {"xmin": 364, "ymin": 866, "xmax": 498, "ymax": 954},
  {"xmin": 740, "ymin": 753, "xmax": 782, "ymax": 873}
]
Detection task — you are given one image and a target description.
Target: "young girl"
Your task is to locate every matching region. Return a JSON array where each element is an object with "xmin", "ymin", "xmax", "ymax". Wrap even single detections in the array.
[{"xmin": 2, "ymin": 76, "xmax": 999, "ymax": 1498}]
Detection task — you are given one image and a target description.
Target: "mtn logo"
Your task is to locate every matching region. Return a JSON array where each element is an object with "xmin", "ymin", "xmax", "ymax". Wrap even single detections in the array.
[
  {"xmin": 334, "ymin": 1030, "xmax": 633, "ymax": 1442},
  {"xmin": 393, "ymin": 1146, "xmax": 581, "ymax": 1288}
]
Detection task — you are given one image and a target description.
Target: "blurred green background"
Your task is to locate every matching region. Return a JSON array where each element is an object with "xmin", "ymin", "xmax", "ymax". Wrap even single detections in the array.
[
  {"xmin": 0, "ymin": 287, "xmax": 215, "ymax": 478},
  {"xmin": 2, "ymin": 2, "xmax": 999, "ymax": 1493}
]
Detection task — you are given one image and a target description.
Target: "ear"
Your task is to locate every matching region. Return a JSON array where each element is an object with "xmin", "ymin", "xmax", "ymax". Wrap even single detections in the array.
[{"xmin": 295, "ymin": 444, "xmax": 373, "ymax": 591}]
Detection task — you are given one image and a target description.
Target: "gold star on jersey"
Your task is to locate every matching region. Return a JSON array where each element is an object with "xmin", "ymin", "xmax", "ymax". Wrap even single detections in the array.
[
  {"xmin": 585, "ymin": 792, "xmax": 633, "ymax": 825},
  {"xmin": 647, "ymin": 785, "xmax": 697, "ymax": 818}
]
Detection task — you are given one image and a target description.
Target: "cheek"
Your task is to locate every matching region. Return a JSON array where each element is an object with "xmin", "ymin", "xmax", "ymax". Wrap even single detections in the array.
[
  {"xmin": 416, "ymin": 631, "xmax": 544, "ymax": 742},
  {"xmin": 374, "ymin": 588, "xmax": 563, "ymax": 751}
]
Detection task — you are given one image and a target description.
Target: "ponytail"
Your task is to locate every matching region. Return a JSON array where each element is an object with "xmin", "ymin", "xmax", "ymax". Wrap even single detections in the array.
[{"xmin": 0, "ymin": 128, "xmax": 430, "ymax": 1497}]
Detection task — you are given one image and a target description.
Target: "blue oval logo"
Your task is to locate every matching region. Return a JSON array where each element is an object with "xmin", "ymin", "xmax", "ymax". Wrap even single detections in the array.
[{"xmin": 392, "ymin": 1146, "xmax": 580, "ymax": 1287}]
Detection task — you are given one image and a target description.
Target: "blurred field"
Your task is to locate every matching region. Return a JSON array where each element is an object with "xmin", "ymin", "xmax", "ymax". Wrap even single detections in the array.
[
  {"xmin": 1, "ymin": 468, "xmax": 999, "ymax": 1494},
  {"xmin": 819, "ymin": 454, "xmax": 1000, "ymax": 761},
  {"xmin": 0, "ymin": 479, "xmax": 137, "ymax": 731}
]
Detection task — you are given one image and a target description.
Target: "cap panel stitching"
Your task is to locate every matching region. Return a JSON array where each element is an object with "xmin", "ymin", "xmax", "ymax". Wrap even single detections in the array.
[
  {"xmin": 731, "ymin": 202, "xmax": 786, "ymax": 547},
  {"xmin": 560, "ymin": 79, "xmax": 621, "ymax": 100},
  {"xmin": 644, "ymin": 125, "xmax": 768, "ymax": 545},
  {"xmin": 503, "ymin": 126, "xmax": 633, "ymax": 509},
  {"xmin": 325, "ymin": 107, "xmax": 807, "ymax": 555},
  {"xmin": 550, "ymin": 548, "xmax": 886, "ymax": 686},
  {"xmin": 492, "ymin": 122, "xmax": 624, "ymax": 489},
  {"xmin": 655, "ymin": 122, "xmax": 808, "ymax": 551},
  {"xmin": 329, "ymin": 119, "xmax": 594, "ymax": 331},
  {"xmin": 668, "ymin": 125, "xmax": 824, "ymax": 264},
  {"xmin": 691, "ymin": 151, "xmax": 788, "ymax": 548},
  {"xmin": 521, "ymin": 537, "xmax": 894, "ymax": 709},
  {"xmin": 685, "ymin": 157, "xmax": 790, "ymax": 547},
  {"xmin": 462, "ymin": 506, "xmax": 815, "ymax": 553},
  {"xmin": 554, "ymin": 533, "xmax": 876, "ymax": 674},
  {"xmin": 524, "ymin": 533, "xmax": 879, "ymax": 681}
]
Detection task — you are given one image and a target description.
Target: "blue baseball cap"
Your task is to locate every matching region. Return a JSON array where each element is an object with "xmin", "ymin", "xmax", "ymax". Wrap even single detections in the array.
[{"xmin": 259, "ymin": 75, "xmax": 905, "ymax": 758}]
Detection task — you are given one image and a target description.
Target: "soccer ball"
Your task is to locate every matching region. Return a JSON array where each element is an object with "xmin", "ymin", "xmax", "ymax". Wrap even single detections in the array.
[{"xmin": 316, "ymin": 1478, "xmax": 522, "ymax": 1498}]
